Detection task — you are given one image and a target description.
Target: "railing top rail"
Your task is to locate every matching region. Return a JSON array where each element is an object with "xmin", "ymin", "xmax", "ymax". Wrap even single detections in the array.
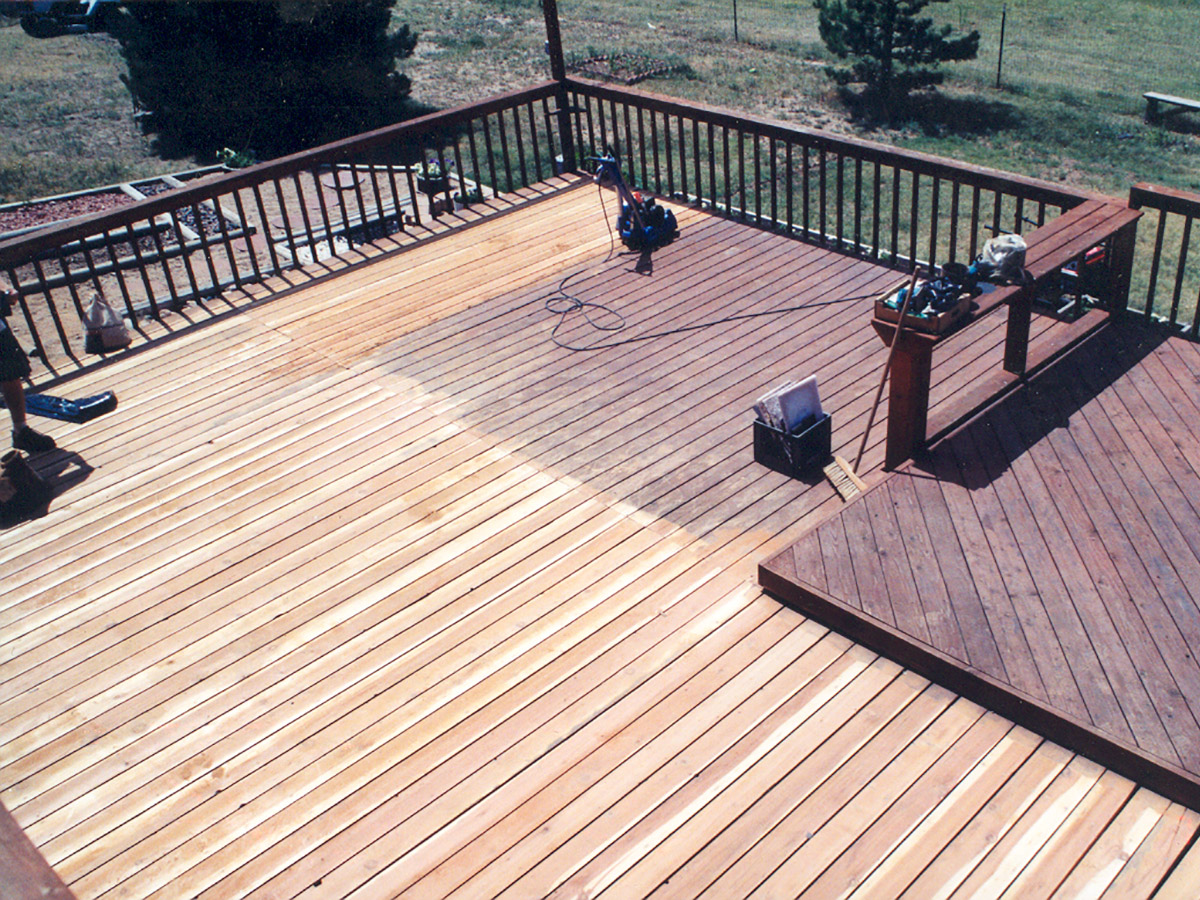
[
  {"xmin": 0, "ymin": 80, "xmax": 560, "ymax": 268},
  {"xmin": 1130, "ymin": 182, "xmax": 1200, "ymax": 216},
  {"xmin": 565, "ymin": 76, "xmax": 1105, "ymax": 211}
]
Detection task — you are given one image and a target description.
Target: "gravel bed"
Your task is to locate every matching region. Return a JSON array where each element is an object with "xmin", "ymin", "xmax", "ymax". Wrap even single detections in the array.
[
  {"xmin": 0, "ymin": 190, "xmax": 137, "ymax": 235},
  {"xmin": 133, "ymin": 180, "xmax": 229, "ymax": 237}
]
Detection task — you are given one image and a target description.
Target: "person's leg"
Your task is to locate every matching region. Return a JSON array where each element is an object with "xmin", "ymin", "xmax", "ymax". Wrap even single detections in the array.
[
  {"xmin": 2, "ymin": 378, "xmax": 27, "ymax": 429},
  {"xmin": 2, "ymin": 379, "xmax": 54, "ymax": 452}
]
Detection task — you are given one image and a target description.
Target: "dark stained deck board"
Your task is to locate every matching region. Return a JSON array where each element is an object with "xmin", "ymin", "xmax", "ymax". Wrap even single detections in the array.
[
  {"xmin": 761, "ymin": 318, "xmax": 1200, "ymax": 806},
  {"xmin": 6, "ymin": 185, "xmax": 1199, "ymax": 898}
]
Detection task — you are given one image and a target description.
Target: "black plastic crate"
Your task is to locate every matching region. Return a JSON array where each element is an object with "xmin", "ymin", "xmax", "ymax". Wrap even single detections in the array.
[{"xmin": 753, "ymin": 413, "xmax": 832, "ymax": 479}]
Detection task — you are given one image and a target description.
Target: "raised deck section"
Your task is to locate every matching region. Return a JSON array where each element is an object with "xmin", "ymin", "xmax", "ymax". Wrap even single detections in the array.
[
  {"xmin": 763, "ymin": 318, "xmax": 1200, "ymax": 810},
  {"xmin": 4, "ymin": 184, "xmax": 1197, "ymax": 897}
]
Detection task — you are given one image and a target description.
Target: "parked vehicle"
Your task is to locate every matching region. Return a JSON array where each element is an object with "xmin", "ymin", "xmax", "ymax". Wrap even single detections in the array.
[{"xmin": 0, "ymin": 0, "xmax": 120, "ymax": 38}]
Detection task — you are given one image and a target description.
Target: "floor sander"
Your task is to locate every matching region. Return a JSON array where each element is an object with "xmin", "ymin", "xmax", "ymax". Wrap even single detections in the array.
[{"xmin": 591, "ymin": 151, "xmax": 677, "ymax": 250}]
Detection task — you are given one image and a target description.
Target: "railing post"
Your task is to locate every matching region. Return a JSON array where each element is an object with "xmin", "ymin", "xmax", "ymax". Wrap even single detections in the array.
[
  {"xmin": 1107, "ymin": 218, "xmax": 1139, "ymax": 316},
  {"xmin": 543, "ymin": 0, "xmax": 576, "ymax": 174}
]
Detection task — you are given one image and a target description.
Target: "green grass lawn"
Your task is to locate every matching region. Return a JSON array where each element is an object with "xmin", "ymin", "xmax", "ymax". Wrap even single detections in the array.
[
  {"xmin": 3, "ymin": 1, "xmax": 1198, "ymax": 204},
  {"xmin": 0, "ymin": 23, "xmax": 167, "ymax": 204}
]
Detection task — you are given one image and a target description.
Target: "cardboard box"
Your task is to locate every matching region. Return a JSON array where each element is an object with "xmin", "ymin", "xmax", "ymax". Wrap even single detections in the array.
[{"xmin": 874, "ymin": 292, "xmax": 972, "ymax": 334}]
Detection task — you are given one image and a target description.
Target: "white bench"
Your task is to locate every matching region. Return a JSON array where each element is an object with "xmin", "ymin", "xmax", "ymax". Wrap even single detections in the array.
[{"xmin": 1144, "ymin": 92, "xmax": 1200, "ymax": 123}]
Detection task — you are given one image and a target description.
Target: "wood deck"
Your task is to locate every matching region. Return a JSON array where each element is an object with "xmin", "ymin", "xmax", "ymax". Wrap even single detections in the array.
[
  {"xmin": 4, "ymin": 182, "xmax": 1199, "ymax": 897},
  {"xmin": 763, "ymin": 317, "xmax": 1200, "ymax": 811}
]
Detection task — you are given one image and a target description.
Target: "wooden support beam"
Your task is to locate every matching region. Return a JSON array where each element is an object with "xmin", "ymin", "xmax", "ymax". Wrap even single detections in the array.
[
  {"xmin": 871, "ymin": 319, "xmax": 937, "ymax": 470},
  {"xmin": 1003, "ymin": 283, "xmax": 1033, "ymax": 375}
]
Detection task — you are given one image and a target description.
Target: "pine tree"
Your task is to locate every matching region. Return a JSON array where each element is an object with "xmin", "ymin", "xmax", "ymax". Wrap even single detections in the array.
[
  {"xmin": 110, "ymin": 0, "xmax": 419, "ymax": 159},
  {"xmin": 813, "ymin": 0, "xmax": 980, "ymax": 117}
]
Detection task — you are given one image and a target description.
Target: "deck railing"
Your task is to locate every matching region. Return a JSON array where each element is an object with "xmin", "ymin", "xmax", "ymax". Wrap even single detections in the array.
[
  {"xmin": 0, "ymin": 77, "xmax": 1154, "ymax": 384},
  {"xmin": 0, "ymin": 82, "xmax": 565, "ymax": 379},
  {"xmin": 1128, "ymin": 183, "xmax": 1200, "ymax": 337},
  {"xmin": 564, "ymin": 79, "xmax": 1096, "ymax": 272}
]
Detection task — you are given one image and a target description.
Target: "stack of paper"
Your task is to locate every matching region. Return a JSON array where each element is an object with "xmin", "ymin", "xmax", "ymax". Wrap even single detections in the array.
[{"xmin": 753, "ymin": 376, "xmax": 822, "ymax": 433}]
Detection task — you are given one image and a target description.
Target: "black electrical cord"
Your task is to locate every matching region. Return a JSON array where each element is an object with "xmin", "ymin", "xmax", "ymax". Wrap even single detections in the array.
[{"xmin": 543, "ymin": 175, "xmax": 880, "ymax": 351}]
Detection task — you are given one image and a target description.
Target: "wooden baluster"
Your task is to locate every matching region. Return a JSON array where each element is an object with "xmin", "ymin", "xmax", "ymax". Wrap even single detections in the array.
[
  {"xmin": 512, "ymin": 106, "xmax": 529, "ymax": 187},
  {"xmin": 663, "ymin": 113, "xmax": 674, "ymax": 197},
  {"xmin": 737, "ymin": 129, "xmax": 746, "ymax": 220},
  {"xmin": 752, "ymin": 130, "xmax": 761, "ymax": 221},
  {"xmin": 692, "ymin": 118, "xmax": 702, "ymax": 205},
  {"xmin": 908, "ymin": 172, "xmax": 920, "ymax": 270},
  {"xmin": 1144, "ymin": 210, "xmax": 1167, "ymax": 320},
  {"xmin": 122, "ymin": 222, "xmax": 158, "ymax": 313},
  {"xmin": 252, "ymin": 184, "xmax": 282, "ymax": 275},
  {"xmin": 348, "ymin": 161, "xmax": 371, "ymax": 241},
  {"xmin": 213, "ymin": 193, "xmax": 245, "ymax": 286},
  {"xmin": 710, "ymin": 122, "xmax": 718, "ymax": 212},
  {"xmin": 622, "ymin": 103, "xmax": 635, "ymax": 186},
  {"xmin": 497, "ymin": 109, "xmax": 514, "ymax": 192},
  {"xmin": 466, "ymin": 122, "xmax": 483, "ymax": 204},
  {"xmin": 168, "ymin": 208, "xmax": 203, "ymax": 297},
  {"xmin": 330, "ymin": 165, "xmax": 353, "ymax": 249},
  {"xmin": 540, "ymin": 96, "xmax": 556, "ymax": 179},
  {"xmin": 314, "ymin": 168, "xmax": 338, "ymax": 252},
  {"xmin": 100, "ymin": 227, "xmax": 137, "ymax": 317},
  {"xmin": 802, "ymin": 145, "xmax": 810, "ymax": 239},
  {"xmin": 769, "ymin": 136, "xmax": 778, "ymax": 227},
  {"xmin": 5, "ymin": 266, "xmax": 51, "ymax": 372},
  {"xmin": 677, "ymin": 115, "xmax": 687, "ymax": 202},
  {"xmin": 639, "ymin": 107, "xmax": 650, "ymax": 191},
  {"xmin": 1168, "ymin": 215, "xmax": 1191, "ymax": 328},
  {"xmin": 785, "ymin": 140, "xmax": 793, "ymax": 233},
  {"xmin": 871, "ymin": 161, "xmax": 881, "ymax": 260},
  {"xmin": 31, "ymin": 257, "xmax": 78, "ymax": 362},
  {"xmin": 528, "ymin": 99, "xmax": 543, "ymax": 180},
  {"xmin": 835, "ymin": 152, "xmax": 844, "ymax": 250},
  {"xmin": 818, "ymin": 147, "xmax": 827, "ymax": 245},
  {"xmin": 230, "ymin": 189, "xmax": 262, "ymax": 283},
  {"xmin": 890, "ymin": 168, "xmax": 901, "ymax": 264},
  {"xmin": 948, "ymin": 181, "xmax": 960, "ymax": 264},
  {"xmin": 650, "ymin": 109, "xmax": 662, "ymax": 194},
  {"xmin": 189, "ymin": 202, "xmax": 220, "ymax": 290},
  {"xmin": 482, "ymin": 115, "xmax": 499, "ymax": 202},
  {"xmin": 969, "ymin": 186, "xmax": 982, "ymax": 260},
  {"xmin": 853, "ymin": 157, "xmax": 862, "ymax": 253},
  {"xmin": 290, "ymin": 173, "xmax": 318, "ymax": 255},
  {"xmin": 383, "ymin": 162, "xmax": 403, "ymax": 230},
  {"xmin": 928, "ymin": 176, "xmax": 940, "ymax": 269}
]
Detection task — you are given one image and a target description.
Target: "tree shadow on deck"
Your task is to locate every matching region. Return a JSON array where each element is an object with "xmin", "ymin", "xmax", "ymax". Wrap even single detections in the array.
[{"xmin": 912, "ymin": 318, "xmax": 1170, "ymax": 490}]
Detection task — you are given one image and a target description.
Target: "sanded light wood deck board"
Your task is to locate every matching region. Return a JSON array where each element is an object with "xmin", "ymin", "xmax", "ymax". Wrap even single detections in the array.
[
  {"xmin": 763, "ymin": 317, "xmax": 1200, "ymax": 813},
  {"xmin": 3, "ymin": 184, "xmax": 1196, "ymax": 898}
]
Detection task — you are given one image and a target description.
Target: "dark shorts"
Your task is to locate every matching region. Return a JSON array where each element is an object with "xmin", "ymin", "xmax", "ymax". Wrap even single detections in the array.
[{"xmin": 0, "ymin": 327, "xmax": 32, "ymax": 382}]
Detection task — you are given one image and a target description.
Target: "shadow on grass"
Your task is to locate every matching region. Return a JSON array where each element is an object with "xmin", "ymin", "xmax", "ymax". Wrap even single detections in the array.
[{"xmin": 838, "ymin": 87, "xmax": 1024, "ymax": 136}]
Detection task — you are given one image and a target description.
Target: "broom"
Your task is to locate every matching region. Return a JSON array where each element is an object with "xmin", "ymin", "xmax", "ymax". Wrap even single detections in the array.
[{"xmin": 824, "ymin": 267, "xmax": 923, "ymax": 501}]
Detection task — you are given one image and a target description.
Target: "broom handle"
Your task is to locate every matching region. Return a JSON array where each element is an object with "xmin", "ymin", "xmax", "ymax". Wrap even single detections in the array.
[{"xmin": 854, "ymin": 267, "xmax": 923, "ymax": 473}]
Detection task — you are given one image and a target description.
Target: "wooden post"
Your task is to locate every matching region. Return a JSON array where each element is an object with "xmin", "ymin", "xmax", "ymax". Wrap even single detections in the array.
[
  {"xmin": 541, "ymin": 0, "xmax": 577, "ymax": 174},
  {"xmin": 871, "ymin": 319, "xmax": 937, "ymax": 470},
  {"xmin": 1107, "ymin": 219, "xmax": 1140, "ymax": 316},
  {"xmin": 1003, "ymin": 283, "xmax": 1033, "ymax": 374}
]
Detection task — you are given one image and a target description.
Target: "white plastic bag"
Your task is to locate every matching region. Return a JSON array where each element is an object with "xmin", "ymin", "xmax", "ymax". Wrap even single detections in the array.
[
  {"xmin": 83, "ymin": 291, "xmax": 131, "ymax": 354},
  {"xmin": 978, "ymin": 233, "xmax": 1027, "ymax": 283}
]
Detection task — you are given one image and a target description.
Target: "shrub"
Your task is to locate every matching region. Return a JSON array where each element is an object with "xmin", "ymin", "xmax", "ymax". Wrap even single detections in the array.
[{"xmin": 111, "ymin": 0, "xmax": 419, "ymax": 158}]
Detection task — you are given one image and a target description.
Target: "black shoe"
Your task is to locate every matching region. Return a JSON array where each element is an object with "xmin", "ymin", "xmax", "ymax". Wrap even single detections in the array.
[{"xmin": 12, "ymin": 425, "xmax": 56, "ymax": 453}]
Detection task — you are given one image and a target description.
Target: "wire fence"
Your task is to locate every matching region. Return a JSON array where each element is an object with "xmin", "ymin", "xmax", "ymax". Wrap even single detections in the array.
[{"xmin": 548, "ymin": 0, "xmax": 1200, "ymax": 108}]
